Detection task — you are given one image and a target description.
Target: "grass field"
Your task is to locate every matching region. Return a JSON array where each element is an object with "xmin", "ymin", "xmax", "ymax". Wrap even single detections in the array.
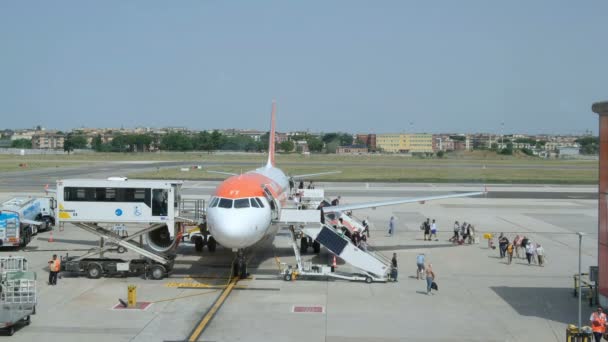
[{"xmin": 0, "ymin": 151, "xmax": 598, "ymax": 183}]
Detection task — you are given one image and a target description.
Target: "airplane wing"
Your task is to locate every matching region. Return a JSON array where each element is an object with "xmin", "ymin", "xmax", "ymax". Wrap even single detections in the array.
[
  {"xmin": 21, "ymin": 219, "xmax": 44, "ymax": 226},
  {"xmin": 206, "ymin": 170, "xmax": 238, "ymax": 177},
  {"xmin": 322, "ymin": 191, "xmax": 485, "ymax": 213},
  {"xmin": 291, "ymin": 171, "xmax": 341, "ymax": 179}
]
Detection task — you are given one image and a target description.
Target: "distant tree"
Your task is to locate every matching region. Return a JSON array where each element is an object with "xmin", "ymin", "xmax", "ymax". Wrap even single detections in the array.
[
  {"xmin": 576, "ymin": 136, "xmax": 599, "ymax": 155},
  {"xmin": 322, "ymin": 133, "xmax": 339, "ymax": 143},
  {"xmin": 306, "ymin": 137, "xmax": 323, "ymax": 152},
  {"xmin": 193, "ymin": 131, "xmax": 212, "ymax": 152},
  {"xmin": 490, "ymin": 143, "xmax": 499, "ymax": 151},
  {"xmin": 11, "ymin": 139, "xmax": 32, "ymax": 149},
  {"xmin": 210, "ymin": 130, "xmax": 223, "ymax": 151},
  {"xmin": 278, "ymin": 140, "xmax": 294, "ymax": 152},
  {"xmin": 520, "ymin": 148, "xmax": 534, "ymax": 156},
  {"xmin": 160, "ymin": 133, "xmax": 193, "ymax": 151},
  {"xmin": 436, "ymin": 150, "xmax": 445, "ymax": 158},
  {"xmin": 339, "ymin": 133, "xmax": 353, "ymax": 146},
  {"xmin": 499, "ymin": 142, "xmax": 513, "ymax": 155},
  {"xmin": 450, "ymin": 135, "xmax": 466, "ymax": 142},
  {"xmin": 63, "ymin": 134, "xmax": 74, "ymax": 154},
  {"xmin": 325, "ymin": 140, "xmax": 339, "ymax": 154},
  {"xmin": 68, "ymin": 134, "xmax": 88, "ymax": 149},
  {"xmin": 92, "ymin": 134, "xmax": 103, "ymax": 151}
]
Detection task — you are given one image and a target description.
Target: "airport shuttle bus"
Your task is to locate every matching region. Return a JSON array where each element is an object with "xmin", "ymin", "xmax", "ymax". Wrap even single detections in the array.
[{"xmin": 56, "ymin": 178, "xmax": 184, "ymax": 253}]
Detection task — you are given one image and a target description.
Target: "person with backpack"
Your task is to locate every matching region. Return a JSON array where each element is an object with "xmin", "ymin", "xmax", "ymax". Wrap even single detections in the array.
[
  {"xmin": 426, "ymin": 263, "xmax": 435, "ymax": 295},
  {"xmin": 423, "ymin": 218, "xmax": 431, "ymax": 241}
]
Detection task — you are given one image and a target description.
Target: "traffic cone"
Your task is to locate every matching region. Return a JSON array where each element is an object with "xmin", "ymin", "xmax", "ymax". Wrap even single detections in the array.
[
  {"xmin": 332, "ymin": 255, "xmax": 337, "ymax": 268},
  {"xmin": 48, "ymin": 231, "xmax": 54, "ymax": 243}
]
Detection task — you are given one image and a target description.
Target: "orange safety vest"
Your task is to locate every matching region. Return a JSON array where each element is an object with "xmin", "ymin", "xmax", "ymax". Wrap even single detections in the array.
[
  {"xmin": 591, "ymin": 312, "xmax": 607, "ymax": 333},
  {"xmin": 50, "ymin": 259, "xmax": 61, "ymax": 272}
]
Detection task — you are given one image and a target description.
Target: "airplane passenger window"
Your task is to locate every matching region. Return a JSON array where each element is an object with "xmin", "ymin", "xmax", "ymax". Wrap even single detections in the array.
[
  {"xmin": 254, "ymin": 198, "xmax": 264, "ymax": 208},
  {"xmin": 218, "ymin": 198, "xmax": 233, "ymax": 208},
  {"xmin": 250, "ymin": 198, "xmax": 260, "ymax": 208},
  {"xmin": 234, "ymin": 199, "xmax": 250, "ymax": 209}
]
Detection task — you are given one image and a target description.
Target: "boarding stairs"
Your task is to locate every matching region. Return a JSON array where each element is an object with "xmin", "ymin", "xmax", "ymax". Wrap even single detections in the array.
[{"xmin": 278, "ymin": 208, "xmax": 391, "ymax": 281}]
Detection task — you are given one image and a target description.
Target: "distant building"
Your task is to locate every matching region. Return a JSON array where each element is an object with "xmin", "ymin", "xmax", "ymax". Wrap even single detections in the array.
[
  {"xmin": 356, "ymin": 134, "xmax": 377, "ymax": 150},
  {"xmin": 376, "ymin": 133, "xmax": 433, "ymax": 153},
  {"xmin": 11, "ymin": 130, "xmax": 38, "ymax": 141},
  {"xmin": 558, "ymin": 147, "xmax": 581, "ymax": 158},
  {"xmin": 336, "ymin": 145, "xmax": 368, "ymax": 154},
  {"xmin": 31, "ymin": 132, "xmax": 65, "ymax": 149}
]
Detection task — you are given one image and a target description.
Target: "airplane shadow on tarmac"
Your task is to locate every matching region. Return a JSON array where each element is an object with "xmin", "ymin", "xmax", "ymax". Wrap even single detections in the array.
[{"xmin": 490, "ymin": 286, "xmax": 581, "ymax": 325}]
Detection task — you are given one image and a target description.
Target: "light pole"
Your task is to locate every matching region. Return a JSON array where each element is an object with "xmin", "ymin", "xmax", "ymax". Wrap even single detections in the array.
[
  {"xmin": 500, "ymin": 122, "xmax": 504, "ymax": 149},
  {"xmin": 578, "ymin": 232, "xmax": 585, "ymax": 328}
]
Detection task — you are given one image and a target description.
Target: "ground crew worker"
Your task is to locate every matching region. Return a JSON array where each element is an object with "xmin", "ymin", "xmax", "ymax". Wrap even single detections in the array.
[
  {"xmin": 391, "ymin": 253, "xmax": 398, "ymax": 282},
  {"xmin": 590, "ymin": 306, "xmax": 607, "ymax": 342},
  {"xmin": 48, "ymin": 254, "xmax": 60, "ymax": 285},
  {"xmin": 506, "ymin": 243, "xmax": 514, "ymax": 265}
]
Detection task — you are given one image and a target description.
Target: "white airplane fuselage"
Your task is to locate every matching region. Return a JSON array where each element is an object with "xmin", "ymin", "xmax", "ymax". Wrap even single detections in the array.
[{"xmin": 206, "ymin": 165, "xmax": 289, "ymax": 249}]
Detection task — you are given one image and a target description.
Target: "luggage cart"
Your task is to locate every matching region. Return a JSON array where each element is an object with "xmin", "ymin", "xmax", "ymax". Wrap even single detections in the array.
[{"xmin": 0, "ymin": 257, "xmax": 36, "ymax": 336}]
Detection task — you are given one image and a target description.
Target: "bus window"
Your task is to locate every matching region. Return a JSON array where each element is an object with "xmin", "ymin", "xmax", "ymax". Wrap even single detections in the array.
[
  {"xmin": 234, "ymin": 199, "xmax": 250, "ymax": 209},
  {"xmin": 152, "ymin": 189, "xmax": 168, "ymax": 216},
  {"xmin": 218, "ymin": 198, "xmax": 233, "ymax": 208}
]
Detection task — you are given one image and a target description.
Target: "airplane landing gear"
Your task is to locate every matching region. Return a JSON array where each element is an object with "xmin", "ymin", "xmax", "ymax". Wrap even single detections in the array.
[{"xmin": 233, "ymin": 249, "xmax": 248, "ymax": 279}]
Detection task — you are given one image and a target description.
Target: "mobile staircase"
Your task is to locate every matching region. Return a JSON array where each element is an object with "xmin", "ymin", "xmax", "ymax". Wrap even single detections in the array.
[{"xmin": 278, "ymin": 208, "xmax": 391, "ymax": 283}]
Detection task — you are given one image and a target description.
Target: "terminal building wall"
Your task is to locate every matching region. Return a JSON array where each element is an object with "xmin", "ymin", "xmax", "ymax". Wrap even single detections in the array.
[{"xmin": 599, "ymin": 115, "xmax": 608, "ymax": 303}]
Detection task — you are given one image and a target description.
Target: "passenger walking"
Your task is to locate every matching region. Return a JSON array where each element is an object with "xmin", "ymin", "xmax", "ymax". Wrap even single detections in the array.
[
  {"xmin": 416, "ymin": 253, "xmax": 425, "ymax": 280},
  {"xmin": 48, "ymin": 254, "xmax": 60, "ymax": 285},
  {"xmin": 590, "ymin": 306, "xmax": 607, "ymax": 342},
  {"xmin": 388, "ymin": 216, "xmax": 396, "ymax": 236},
  {"xmin": 498, "ymin": 233, "xmax": 508, "ymax": 258},
  {"xmin": 536, "ymin": 244, "xmax": 545, "ymax": 266},
  {"xmin": 298, "ymin": 181, "xmax": 304, "ymax": 189},
  {"xmin": 513, "ymin": 235, "xmax": 522, "ymax": 258},
  {"xmin": 525, "ymin": 241, "xmax": 535, "ymax": 265},
  {"xmin": 506, "ymin": 243, "xmax": 514, "ymax": 265},
  {"xmin": 307, "ymin": 181, "xmax": 314, "ymax": 189},
  {"xmin": 430, "ymin": 219, "xmax": 437, "ymax": 241},
  {"xmin": 423, "ymin": 218, "xmax": 431, "ymax": 241},
  {"xmin": 331, "ymin": 196, "xmax": 341, "ymax": 206},
  {"xmin": 452, "ymin": 221, "xmax": 460, "ymax": 242},
  {"xmin": 391, "ymin": 253, "xmax": 398, "ymax": 282},
  {"xmin": 520, "ymin": 236, "xmax": 529, "ymax": 259},
  {"xmin": 425, "ymin": 263, "xmax": 435, "ymax": 295},
  {"xmin": 361, "ymin": 218, "xmax": 370, "ymax": 238}
]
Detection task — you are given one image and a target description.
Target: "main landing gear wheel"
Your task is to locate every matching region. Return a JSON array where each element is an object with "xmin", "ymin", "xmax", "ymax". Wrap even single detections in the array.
[
  {"xmin": 193, "ymin": 236, "xmax": 204, "ymax": 252},
  {"xmin": 313, "ymin": 241, "xmax": 321, "ymax": 254},
  {"xmin": 284, "ymin": 273, "xmax": 292, "ymax": 281},
  {"xmin": 207, "ymin": 236, "xmax": 217, "ymax": 252}
]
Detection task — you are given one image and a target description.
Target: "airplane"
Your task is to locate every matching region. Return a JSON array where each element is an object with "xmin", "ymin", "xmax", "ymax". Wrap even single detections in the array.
[{"xmin": 205, "ymin": 101, "xmax": 485, "ymax": 277}]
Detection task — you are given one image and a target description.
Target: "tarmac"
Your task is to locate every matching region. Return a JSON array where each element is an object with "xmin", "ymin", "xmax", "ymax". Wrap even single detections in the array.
[{"xmin": 0, "ymin": 177, "xmax": 600, "ymax": 341}]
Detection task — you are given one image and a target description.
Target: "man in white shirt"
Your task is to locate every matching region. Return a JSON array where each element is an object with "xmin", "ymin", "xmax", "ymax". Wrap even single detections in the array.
[
  {"xmin": 430, "ymin": 219, "xmax": 437, "ymax": 241},
  {"xmin": 536, "ymin": 244, "xmax": 545, "ymax": 266}
]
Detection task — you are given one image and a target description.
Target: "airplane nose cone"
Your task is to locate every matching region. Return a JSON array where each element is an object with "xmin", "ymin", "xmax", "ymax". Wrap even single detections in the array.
[{"xmin": 208, "ymin": 209, "xmax": 264, "ymax": 248}]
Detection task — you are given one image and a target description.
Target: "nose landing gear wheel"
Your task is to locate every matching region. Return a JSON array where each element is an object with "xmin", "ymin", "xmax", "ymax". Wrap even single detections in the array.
[{"xmin": 207, "ymin": 236, "xmax": 217, "ymax": 252}]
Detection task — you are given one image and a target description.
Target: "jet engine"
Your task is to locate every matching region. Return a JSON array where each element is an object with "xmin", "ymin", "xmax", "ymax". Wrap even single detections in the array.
[{"xmin": 146, "ymin": 224, "xmax": 179, "ymax": 253}]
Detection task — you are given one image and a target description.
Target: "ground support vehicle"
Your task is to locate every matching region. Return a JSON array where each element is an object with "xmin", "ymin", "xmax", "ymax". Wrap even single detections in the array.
[
  {"xmin": 277, "ymin": 209, "xmax": 391, "ymax": 283},
  {"xmin": 61, "ymin": 255, "xmax": 175, "ymax": 280},
  {"xmin": 0, "ymin": 257, "xmax": 36, "ymax": 336}
]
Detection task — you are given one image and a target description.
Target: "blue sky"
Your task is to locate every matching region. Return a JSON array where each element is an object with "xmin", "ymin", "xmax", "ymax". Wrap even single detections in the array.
[{"xmin": 1, "ymin": 1, "xmax": 606, "ymax": 134}]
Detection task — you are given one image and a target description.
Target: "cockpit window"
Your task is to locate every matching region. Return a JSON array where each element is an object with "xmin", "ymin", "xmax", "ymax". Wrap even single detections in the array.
[
  {"xmin": 254, "ymin": 197, "xmax": 264, "ymax": 208},
  {"xmin": 234, "ymin": 199, "xmax": 250, "ymax": 209},
  {"xmin": 250, "ymin": 198, "xmax": 260, "ymax": 208},
  {"xmin": 218, "ymin": 198, "xmax": 233, "ymax": 208},
  {"xmin": 209, "ymin": 197, "xmax": 219, "ymax": 208}
]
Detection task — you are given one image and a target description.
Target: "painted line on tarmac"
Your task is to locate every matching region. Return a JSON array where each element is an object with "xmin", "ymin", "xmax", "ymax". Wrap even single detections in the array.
[{"xmin": 187, "ymin": 276, "xmax": 239, "ymax": 342}]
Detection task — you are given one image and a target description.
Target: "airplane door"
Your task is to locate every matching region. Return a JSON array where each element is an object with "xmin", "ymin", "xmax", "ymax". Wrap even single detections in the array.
[{"xmin": 262, "ymin": 185, "xmax": 279, "ymax": 221}]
